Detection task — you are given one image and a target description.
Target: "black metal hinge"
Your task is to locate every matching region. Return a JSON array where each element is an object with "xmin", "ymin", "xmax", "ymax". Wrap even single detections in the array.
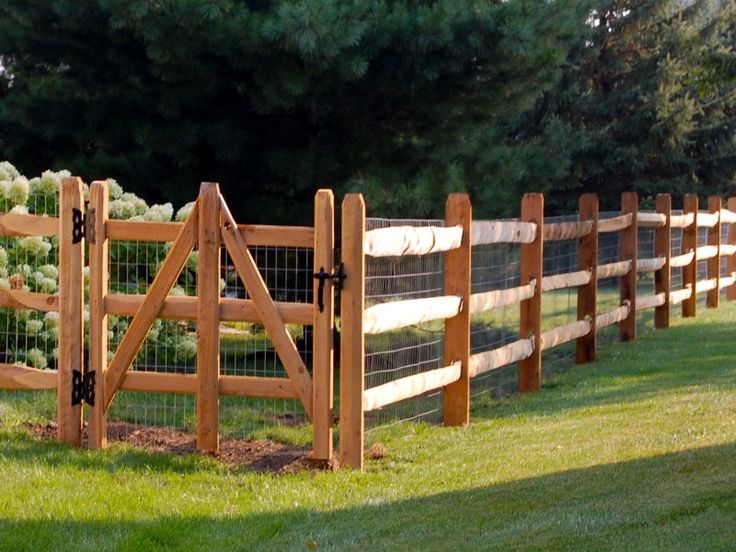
[
  {"xmin": 71, "ymin": 208, "xmax": 96, "ymax": 244},
  {"xmin": 313, "ymin": 263, "xmax": 346, "ymax": 313},
  {"xmin": 71, "ymin": 369, "xmax": 96, "ymax": 406}
]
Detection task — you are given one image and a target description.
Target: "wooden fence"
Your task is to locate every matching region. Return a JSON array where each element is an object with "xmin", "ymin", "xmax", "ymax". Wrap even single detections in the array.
[{"xmin": 338, "ymin": 191, "xmax": 736, "ymax": 470}]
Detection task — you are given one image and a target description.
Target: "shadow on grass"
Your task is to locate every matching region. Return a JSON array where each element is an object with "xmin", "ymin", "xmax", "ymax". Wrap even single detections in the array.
[
  {"xmin": 2, "ymin": 443, "xmax": 736, "ymax": 551},
  {"xmin": 472, "ymin": 319, "xmax": 736, "ymax": 421}
]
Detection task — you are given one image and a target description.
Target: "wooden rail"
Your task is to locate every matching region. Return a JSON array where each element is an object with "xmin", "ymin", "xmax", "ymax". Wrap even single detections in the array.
[{"xmin": 363, "ymin": 224, "xmax": 463, "ymax": 257}]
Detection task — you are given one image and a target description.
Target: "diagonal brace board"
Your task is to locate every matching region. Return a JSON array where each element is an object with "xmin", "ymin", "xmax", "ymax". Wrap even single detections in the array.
[
  {"xmin": 219, "ymin": 197, "xmax": 314, "ymax": 419},
  {"xmin": 103, "ymin": 201, "xmax": 199, "ymax": 409}
]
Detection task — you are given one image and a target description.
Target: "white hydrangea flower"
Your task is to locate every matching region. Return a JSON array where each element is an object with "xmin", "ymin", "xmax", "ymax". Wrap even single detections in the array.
[
  {"xmin": 9, "ymin": 176, "xmax": 29, "ymax": 205},
  {"xmin": 44, "ymin": 311, "xmax": 59, "ymax": 328},
  {"xmin": 143, "ymin": 203, "xmax": 174, "ymax": 222},
  {"xmin": 9, "ymin": 205, "xmax": 28, "ymax": 214},
  {"xmin": 0, "ymin": 247, "xmax": 7, "ymax": 268},
  {"xmin": 36, "ymin": 170, "xmax": 61, "ymax": 195},
  {"xmin": 0, "ymin": 180, "xmax": 11, "ymax": 199},
  {"xmin": 26, "ymin": 348, "xmax": 48, "ymax": 370},
  {"xmin": 186, "ymin": 251, "xmax": 199, "ymax": 271},
  {"xmin": 175, "ymin": 201, "xmax": 196, "ymax": 222},
  {"xmin": 26, "ymin": 319, "xmax": 43, "ymax": 334},
  {"xmin": 128, "ymin": 215, "xmax": 144, "ymax": 221},
  {"xmin": 39, "ymin": 264, "xmax": 58, "ymax": 279},
  {"xmin": 121, "ymin": 192, "xmax": 148, "ymax": 215},
  {"xmin": 0, "ymin": 161, "xmax": 20, "ymax": 181},
  {"xmin": 109, "ymin": 199, "xmax": 136, "ymax": 219},
  {"xmin": 15, "ymin": 309, "xmax": 31, "ymax": 321},
  {"xmin": 18, "ymin": 236, "xmax": 52, "ymax": 256},
  {"xmin": 38, "ymin": 277, "xmax": 57, "ymax": 293},
  {"xmin": 19, "ymin": 264, "xmax": 33, "ymax": 277},
  {"xmin": 219, "ymin": 278, "xmax": 226, "ymax": 292},
  {"xmin": 0, "ymin": 278, "xmax": 10, "ymax": 291},
  {"xmin": 177, "ymin": 335, "xmax": 198, "ymax": 359},
  {"xmin": 169, "ymin": 286, "xmax": 186, "ymax": 296},
  {"xmin": 0, "ymin": 267, "xmax": 7, "ymax": 278},
  {"xmin": 148, "ymin": 327, "xmax": 160, "ymax": 341},
  {"xmin": 107, "ymin": 178, "xmax": 124, "ymax": 200}
]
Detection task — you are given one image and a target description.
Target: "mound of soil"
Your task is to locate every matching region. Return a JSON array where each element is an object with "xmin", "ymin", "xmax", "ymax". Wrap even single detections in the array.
[{"xmin": 29, "ymin": 421, "xmax": 336, "ymax": 474}]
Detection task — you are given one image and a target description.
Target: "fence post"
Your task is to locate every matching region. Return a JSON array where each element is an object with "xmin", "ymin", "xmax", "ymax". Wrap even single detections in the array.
[
  {"xmin": 313, "ymin": 189, "xmax": 335, "ymax": 461},
  {"xmin": 519, "ymin": 193, "xmax": 544, "ymax": 393},
  {"xmin": 339, "ymin": 193, "xmax": 365, "ymax": 470},
  {"xmin": 682, "ymin": 194, "xmax": 698, "ymax": 318},
  {"xmin": 88, "ymin": 181, "xmax": 109, "ymax": 449},
  {"xmin": 620, "ymin": 192, "xmax": 638, "ymax": 342},
  {"xmin": 443, "ymin": 194, "xmax": 472, "ymax": 425},
  {"xmin": 706, "ymin": 196, "xmax": 721, "ymax": 309},
  {"xmin": 654, "ymin": 194, "xmax": 671, "ymax": 329},
  {"xmin": 728, "ymin": 197, "xmax": 736, "ymax": 301},
  {"xmin": 576, "ymin": 193, "xmax": 598, "ymax": 364},
  {"xmin": 58, "ymin": 177, "xmax": 84, "ymax": 446},
  {"xmin": 196, "ymin": 182, "xmax": 220, "ymax": 452}
]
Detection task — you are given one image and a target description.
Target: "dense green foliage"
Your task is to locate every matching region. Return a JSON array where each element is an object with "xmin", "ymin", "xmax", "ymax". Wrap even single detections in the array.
[{"xmin": 0, "ymin": 1, "xmax": 734, "ymax": 220}]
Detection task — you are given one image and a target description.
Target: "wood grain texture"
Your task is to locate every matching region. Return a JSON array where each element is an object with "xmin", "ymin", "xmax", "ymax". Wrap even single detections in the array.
[
  {"xmin": 706, "ymin": 196, "xmax": 721, "ymax": 308},
  {"xmin": 0, "ymin": 364, "xmax": 57, "ymax": 390},
  {"xmin": 577, "ymin": 193, "xmax": 598, "ymax": 364},
  {"xmin": 654, "ymin": 194, "xmax": 671, "ymax": 329},
  {"xmin": 0, "ymin": 212, "xmax": 59, "ymax": 236},
  {"xmin": 682, "ymin": 194, "xmax": 698, "ymax": 318}
]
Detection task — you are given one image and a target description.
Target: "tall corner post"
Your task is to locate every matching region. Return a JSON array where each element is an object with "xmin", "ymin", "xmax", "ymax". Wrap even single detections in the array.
[
  {"xmin": 58, "ymin": 177, "xmax": 85, "ymax": 446},
  {"xmin": 196, "ymin": 182, "xmax": 221, "ymax": 452},
  {"xmin": 443, "ymin": 194, "xmax": 472, "ymax": 426},
  {"xmin": 312, "ymin": 189, "xmax": 335, "ymax": 461},
  {"xmin": 654, "ymin": 194, "xmax": 671, "ymax": 329},
  {"xmin": 339, "ymin": 194, "xmax": 365, "ymax": 470},
  {"xmin": 88, "ymin": 181, "xmax": 109, "ymax": 448},
  {"xmin": 519, "ymin": 193, "xmax": 544, "ymax": 393},
  {"xmin": 620, "ymin": 192, "xmax": 638, "ymax": 342},
  {"xmin": 682, "ymin": 194, "xmax": 698, "ymax": 318},
  {"xmin": 728, "ymin": 197, "xmax": 736, "ymax": 301},
  {"xmin": 706, "ymin": 196, "xmax": 721, "ymax": 309},
  {"xmin": 576, "ymin": 193, "xmax": 598, "ymax": 364}
]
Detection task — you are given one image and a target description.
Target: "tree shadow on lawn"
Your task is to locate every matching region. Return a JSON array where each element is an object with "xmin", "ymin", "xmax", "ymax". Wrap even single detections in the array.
[
  {"xmin": 472, "ymin": 319, "xmax": 736, "ymax": 421},
  {"xmin": 2, "ymin": 443, "xmax": 736, "ymax": 551}
]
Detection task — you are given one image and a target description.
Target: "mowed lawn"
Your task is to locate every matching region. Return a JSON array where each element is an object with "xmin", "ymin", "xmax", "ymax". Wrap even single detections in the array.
[{"xmin": 2, "ymin": 303, "xmax": 736, "ymax": 551}]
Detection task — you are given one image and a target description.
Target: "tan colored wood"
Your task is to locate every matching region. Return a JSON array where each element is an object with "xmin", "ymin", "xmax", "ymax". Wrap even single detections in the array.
[
  {"xmin": 706, "ymin": 197, "xmax": 721, "ymax": 308},
  {"xmin": 696, "ymin": 278, "xmax": 718, "ymax": 294},
  {"xmin": 654, "ymin": 194, "xmax": 671, "ymax": 329},
  {"xmin": 728, "ymin": 198, "xmax": 736, "ymax": 301},
  {"xmin": 468, "ymin": 339, "xmax": 535, "ymax": 377},
  {"xmin": 196, "ymin": 183, "xmax": 221, "ymax": 452},
  {"xmin": 598, "ymin": 213, "xmax": 633, "ymax": 233},
  {"xmin": 519, "ymin": 193, "xmax": 544, "ymax": 393},
  {"xmin": 596, "ymin": 260, "xmax": 632, "ymax": 280},
  {"xmin": 541, "ymin": 269, "xmax": 591, "ymax": 292},
  {"xmin": 443, "ymin": 194, "xmax": 472, "ymax": 426},
  {"xmin": 682, "ymin": 195, "xmax": 698, "ymax": 317},
  {"xmin": 219, "ymin": 375, "xmax": 298, "ymax": 398},
  {"xmin": 670, "ymin": 251, "xmax": 695, "ymax": 268},
  {"xmin": 471, "ymin": 220, "xmax": 537, "ymax": 245},
  {"xmin": 636, "ymin": 293, "xmax": 666, "ymax": 311},
  {"xmin": 577, "ymin": 194, "xmax": 598, "ymax": 364},
  {"xmin": 312, "ymin": 189, "xmax": 335, "ymax": 461},
  {"xmin": 540, "ymin": 320, "xmax": 591, "ymax": 351},
  {"xmin": 469, "ymin": 280, "xmax": 536, "ymax": 314},
  {"xmin": 364, "ymin": 362, "xmax": 461, "ymax": 412},
  {"xmin": 719, "ymin": 208, "xmax": 736, "ymax": 224},
  {"xmin": 88, "ymin": 181, "xmax": 109, "ymax": 449},
  {"xmin": 636, "ymin": 257, "xmax": 666, "ymax": 273},
  {"xmin": 595, "ymin": 304, "xmax": 630, "ymax": 329},
  {"xmin": 0, "ymin": 290, "xmax": 58, "ymax": 311},
  {"xmin": 620, "ymin": 192, "xmax": 638, "ymax": 341},
  {"xmin": 105, "ymin": 293, "xmax": 312, "ymax": 325},
  {"xmin": 106, "ymin": 219, "xmax": 314, "ymax": 248},
  {"xmin": 543, "ymin": 220, "xmax": 593, "ymax": 241},
  {"xmin": 719, "ymin": 273, "xmax": 736, "ymax": 289},
  {"xmin": 697, "ymin": 211, "xmax": 719, "ymax": 228},
  {"xmin": 57, "ymin": 177, "xmax": 84, "ymax": 446},
  {"xmin": 119, "ymin": 372, "xmax": 298, "ymax": 398},
  {"xmin": 670, "ymin": 213, "xmax": 695, "ymax": 228},
  {"xmin": 695, "ymin": 245, "xmax": 719, "ymax": 260},
  {"xmin": 339, "ymin": 193, "xmax": 365, "ymax": 470},
  {"xmin": 364, "ymin": 224, "xmax": 463, "ymax": 257},
  {"xmin": 670, "ymin": 286, "xmax": 693, "ymax": 305},
  {"xmin": 104, "ymin": 201, "xmax": 199, "ymax": 410},
  {"xmin": 636, "ymin": 212, "xmax": 667, "ymax": 227},
  {"xmin": 719, "ymin": 244, "xmax": 736, "ymax": 256},
  {"xmin": 0, "ymin": 212, "xmax": 59, "ymax": 236},
  {"xmin": 363, "ymin": 295, "xmax": 462, "ymax": 335},
  {"xmin": 0, "ymin": 364, "xmax": 57, "ymax": 390},
  {"xmin": 219, "ymin": 197, "xmax": 314, "ymax": 418}
]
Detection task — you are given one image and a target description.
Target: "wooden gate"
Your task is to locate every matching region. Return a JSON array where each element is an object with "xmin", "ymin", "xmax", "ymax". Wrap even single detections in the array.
[{"xmin": 85, "ymin": 182, "xmax": 335, "ymax": 459}]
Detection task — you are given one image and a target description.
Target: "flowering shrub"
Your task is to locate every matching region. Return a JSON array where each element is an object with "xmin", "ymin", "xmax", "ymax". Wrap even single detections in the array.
[{"xmin": 0, "ymin": 161, "xmax": 199, "ymax": 370}]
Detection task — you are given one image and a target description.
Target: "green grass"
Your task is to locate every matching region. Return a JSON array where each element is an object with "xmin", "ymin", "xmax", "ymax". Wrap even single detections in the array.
[{"xmin": 2, "ymin": 301, "xmax": 736, "ymax": 550}]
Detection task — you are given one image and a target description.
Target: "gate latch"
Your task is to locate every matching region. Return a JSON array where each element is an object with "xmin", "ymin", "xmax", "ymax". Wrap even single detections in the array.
[
  {"xmin": 71, "ymin": 369, "xmax": 96, "ymax": 406},
  {"xmin": 71, "ymin": 208, "xmax": 96, "ymax": 244},
  {"xmin": 313, "ymin": 264, "xmax": 346, "ymax": 313}
]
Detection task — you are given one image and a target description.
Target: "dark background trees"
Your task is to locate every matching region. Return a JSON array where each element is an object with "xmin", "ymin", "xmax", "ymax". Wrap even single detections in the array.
[{"xmin": 0, "ymin": 0, "xmax": 734, "ymax": 221}]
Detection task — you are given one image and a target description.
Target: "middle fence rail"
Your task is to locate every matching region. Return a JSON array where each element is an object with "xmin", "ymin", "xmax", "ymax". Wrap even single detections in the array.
[{"xmin": 338, "ymin": 191, "xmax": 736, "ymax": 470}]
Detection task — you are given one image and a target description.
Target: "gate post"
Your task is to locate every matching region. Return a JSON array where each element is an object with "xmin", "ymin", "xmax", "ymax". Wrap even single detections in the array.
[
  {"xmin": 313, "ymin": 189, "xmax": 335, "ymax": 461},
  {"xmin": 196, "ymin": 183, "xmax": 221, "ymax": 452},
  {"xmin": 88, "ymin": 181, "xmax": 109, "ymax": 448},
  {"xmin": 706, "ymin": 196, "xmax": 721, "ymax": 309},
  {"xmin": 682, "ymin": 194, "xmax": 698, "ymax": 318},
  {"xmin": 339, "ymin": 193, "xmax": 365, "ymax": 470},
  {"xmin": 576, "ymin": 194, "xmax": 598, "ymax": 364},
  {"xmin": 620, "ymin": 192, "xmax": 638, "ymax": 341},
  {"xmin": 58, "ymin": 177, "xmax": 85, "ymax": 446}
]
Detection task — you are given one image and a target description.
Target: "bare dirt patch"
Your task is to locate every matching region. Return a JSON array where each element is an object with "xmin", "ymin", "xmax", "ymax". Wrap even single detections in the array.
[{"xmin": 29, "ymin": 421, "xmax": 335, "ymax": 474}]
